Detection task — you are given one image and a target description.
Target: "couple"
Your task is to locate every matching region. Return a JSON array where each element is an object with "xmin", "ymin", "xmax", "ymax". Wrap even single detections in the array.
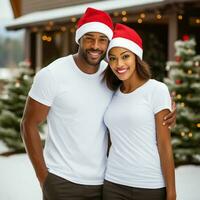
[{"xmin": 21, "ymin": 7, "xmax": 176, "ymax": 200}]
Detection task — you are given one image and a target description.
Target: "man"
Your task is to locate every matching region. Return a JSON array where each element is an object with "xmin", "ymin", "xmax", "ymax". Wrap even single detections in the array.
[{"xmin": 21, "ymin": 7, "xmax": 176, "ymax": 200}]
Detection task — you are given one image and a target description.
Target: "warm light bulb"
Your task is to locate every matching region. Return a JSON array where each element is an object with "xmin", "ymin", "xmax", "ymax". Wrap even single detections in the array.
[
  {"xmin": 156, "ymin": 14, "xmax": 162, "ymax": 19},
  {"xmin": 15, "ymin": 82, "xmax": 20, "ymax": 87},
  {"xmin": 140, "ymin": 13, "xmax": 146, "ymax": 18},
  {"xmin": 31, "ymin": 27, "xmax": 38, "ymax": 32},
  {"xmin": 45, "ymin": 26, "xmax": 51, "ymax": 31},
  {"xmin": 48, "ymin": 21, "xmax": 54, "ymax": 26},
  {"xmin": 181, "ymin": 132, "xmax": 185, "ymax": 137},
  {"xmin": 70, "ymin": 28, "xmax": 75, "ymax": 33},
  {"xmin": 177, "ymin": 94, "xmax": 182, "ymax": 99},
  {"xmin": 178, "ymin": 15, "xmax": 183, "ymax": 20},
  {"xmin": 42, "ymin": 35, "xmax": 48, "ymax": 41},
  {"xmin": 61, "ymin": 26, "xmax": 67, "ymax": 32},
  {"xmin": 180, "ymin": 102, "xmax": 185, "ymax": 107},
  {"xmin": 138, "ymin": 18, "xmax": 143, "ymax": 23},
  {"xmin": 195, "ymin": 61, "xmax": 200, "ymax": 67},
  {"xmin": 122, "ymin": 17, "xmax": 128, "ymax": 22},
  {"xmin": 113, "ymin": 11, "xmax": 119, "ymax": 17},
  {"xmin": 122, "ymin": 10, "xmax": 127, "ymax": 16},
  {"xmin": 188, "ymin": 132, "xmax": 192, "ymax": 137},
  {"xmin": 47, "ymin": 36, "xmax": 52, "ymax": 42},
  {"xmin": 196, "ymin": 19, "xmax": 200, "ymax": 24},
  {"xmin": 71, "ymin": 17, "xmax": 77, "ymax": 22}
]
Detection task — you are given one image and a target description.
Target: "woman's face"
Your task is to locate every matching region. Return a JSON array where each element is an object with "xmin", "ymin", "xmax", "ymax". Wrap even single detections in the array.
[{"xmin": 108, "ymin": 47, "xmax": 136, "ymax": 81}]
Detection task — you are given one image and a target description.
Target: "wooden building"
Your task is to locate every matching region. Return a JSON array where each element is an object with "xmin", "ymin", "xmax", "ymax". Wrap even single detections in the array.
[{"xmin": 7, "ymin": 0, "xmax": 200, "ymax": 71}]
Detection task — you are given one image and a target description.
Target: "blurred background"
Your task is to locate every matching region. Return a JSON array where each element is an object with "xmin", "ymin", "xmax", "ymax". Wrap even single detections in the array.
[{"xmin": 0, "ymin": 0, "xmax": 200, "ymax": 199}]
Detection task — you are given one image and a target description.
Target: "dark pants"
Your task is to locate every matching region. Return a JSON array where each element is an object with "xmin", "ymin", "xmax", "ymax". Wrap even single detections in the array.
[
  {"xmin": 43, "ymin": 172, "xmax": 102, "ymax": 200},
  {"xmin": 103, "ymin": 180, "xmax": 166, "ymax": 200}
]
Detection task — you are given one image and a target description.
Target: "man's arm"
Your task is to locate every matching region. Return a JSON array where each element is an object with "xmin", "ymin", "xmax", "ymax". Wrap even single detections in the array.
[
  {"xmin": 163, "ymin": 101, "xmax": 176, "ymax": 128},
  {"xmin": 20, "ymin": 97, "xmax": 50, "ymax": 188}
]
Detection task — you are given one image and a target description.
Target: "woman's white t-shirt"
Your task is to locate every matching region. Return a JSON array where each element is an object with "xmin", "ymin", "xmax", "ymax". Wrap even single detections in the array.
[{"xmin": 104, "ymin": 79, "xmax": 171, "ymax": 188}]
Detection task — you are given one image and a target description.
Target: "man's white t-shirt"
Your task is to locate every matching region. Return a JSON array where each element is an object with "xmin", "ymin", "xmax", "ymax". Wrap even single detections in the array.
[
  {"xmin": 104, "ymin": 79, "xmax": 171, "ymax": 188},
  {"xmin": 29, "ymin": 55, "xmax": 113, "ymax": 185}
]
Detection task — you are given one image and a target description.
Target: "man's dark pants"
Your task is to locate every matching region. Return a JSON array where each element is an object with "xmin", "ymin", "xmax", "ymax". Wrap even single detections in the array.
[{"xmin": 43, "ymin": 172, "xmax": 102, "ymax": 200}]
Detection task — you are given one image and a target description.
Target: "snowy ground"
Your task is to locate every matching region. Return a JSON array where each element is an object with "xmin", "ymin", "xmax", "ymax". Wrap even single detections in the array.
[{"xmin": 0, "ymin": 143, "xmax": 200, "ymax": 200}]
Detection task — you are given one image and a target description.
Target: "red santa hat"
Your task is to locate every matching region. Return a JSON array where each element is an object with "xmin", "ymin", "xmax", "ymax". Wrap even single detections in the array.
[
  {"xmin": 75, "ymin": 7, "xmax": 113, "ymax": 44},
  {"xmin": 106, "ymin": 23, "xmax": 143, "ymax": 60}
]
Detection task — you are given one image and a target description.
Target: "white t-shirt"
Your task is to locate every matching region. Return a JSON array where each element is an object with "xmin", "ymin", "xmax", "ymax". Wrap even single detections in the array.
[
  {"xmin": 29, "ymin": 55, "xmax": 113, "ymax": 185},
  {"xmin": 104, "ymin": 79, "xmax": 171, "ymax": 188}
]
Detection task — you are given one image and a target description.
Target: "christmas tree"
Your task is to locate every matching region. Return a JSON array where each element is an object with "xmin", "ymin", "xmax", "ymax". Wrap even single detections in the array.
[
  {"xmin": 0, "ymin": 61, "xmax": 35, "ymax": 154},
  {"xmin": 165, "ymin": 37, "xmax": 200, "ymax": 166}
]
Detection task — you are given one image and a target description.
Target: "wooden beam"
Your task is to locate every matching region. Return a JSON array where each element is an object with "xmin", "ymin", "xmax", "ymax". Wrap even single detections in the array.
[
  {"xmin": 10, "ymin": 0, "xmax": 21, "ymax": 18},
  {"xmin": 36, "ymin": 32, "xmax": 43, "ymax": 71},
  {"xmin": 168, "ymin": 11, "xmax": 178, "ymax": 60}
]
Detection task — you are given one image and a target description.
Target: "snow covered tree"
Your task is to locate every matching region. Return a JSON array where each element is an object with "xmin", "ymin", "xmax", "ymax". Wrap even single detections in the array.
[
  {"xmin": 0, "ymin": 61, "xmax": 35, "ymax": 154},
  {"xmin": 165, "ymin": 38, "xmax": 200, "ymax": 166}
]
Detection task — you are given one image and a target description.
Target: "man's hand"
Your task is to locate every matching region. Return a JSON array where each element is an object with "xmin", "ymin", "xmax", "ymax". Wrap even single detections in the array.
[
  {"xmin": 38, "ymin": 169, "xmax": 48, "ymax": 189},
  {"xmin": 163, "ymin": 101, "xmax": 176, "ymax": 129}
]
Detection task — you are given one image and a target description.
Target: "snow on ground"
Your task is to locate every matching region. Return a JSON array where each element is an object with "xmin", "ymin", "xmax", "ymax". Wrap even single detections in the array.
[
  {"xmin": 175, "ymin": 165, "xmax": 200, "ymax": 200},
  {"xmin": 0, "ymin": 150, "xmax": 200, "ymax": 200},
  {"xmin": 0, "ymin": 154, "xmax": 42, "ymax": 200}
]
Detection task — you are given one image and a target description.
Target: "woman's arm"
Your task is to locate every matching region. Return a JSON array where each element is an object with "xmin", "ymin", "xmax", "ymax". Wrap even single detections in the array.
[{"xmin": 155, "ymin": 109, "xmax": 176, "ymax": 200}]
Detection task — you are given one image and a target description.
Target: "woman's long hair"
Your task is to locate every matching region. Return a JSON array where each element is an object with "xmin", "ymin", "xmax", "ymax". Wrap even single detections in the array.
[{"xmin": 103, "ymin": 56, "xmax": 152, "ymax": 91}]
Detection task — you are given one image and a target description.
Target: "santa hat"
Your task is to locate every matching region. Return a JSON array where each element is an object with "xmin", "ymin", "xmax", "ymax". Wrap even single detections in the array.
[
  {"xmin": 75, "ymin": 7, "xmax": 113, "ymax": 44},
  {"xmin": 106, "ymin": 23, "xmax": 143, "ymax": 60}
]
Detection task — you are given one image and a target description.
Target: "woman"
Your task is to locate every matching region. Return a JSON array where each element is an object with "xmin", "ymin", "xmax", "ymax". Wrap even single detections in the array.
[{"xmin": 103, "ymin": 23, "xmax": 176, "ymax": 200}]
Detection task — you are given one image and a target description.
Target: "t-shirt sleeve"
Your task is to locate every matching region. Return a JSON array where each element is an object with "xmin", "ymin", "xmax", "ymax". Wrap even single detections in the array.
[
  {"xmin": 28, "ymin": 68, "xmax": 57, "ymax": 106},
  {"xmin": 152, "ymin": 83, "xmax": 172, "ymax": 114}
]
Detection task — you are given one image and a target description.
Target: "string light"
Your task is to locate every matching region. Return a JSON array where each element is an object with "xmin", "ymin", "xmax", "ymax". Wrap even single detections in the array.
[
  {"xmin": 122, "ymin": 10, "xmax": 127, "ymax": 16},
  {"xmin": 187, "ymin": 49, "xmax": 193, "ymax": 54},
  {"xmin": 187, "ymin": 69, "xmax": 192, "ymax": 74},
  {"xmin": 23, "ymin": 75, "xmax": 29, "ymax": 80},
  {"xmin": 197, "ymin": 123, "xmax": 200, "ymax": 128},
  {"xmin": 71, "ymin": 17, "xmax": 77, "ymax": 23},
  {"xmin": 156, "ymin": 14, "xmax": 162, "ymax": 20},
  {"xmin": 122, "ymin": 17, "xmax": 128, "ymax": 22},
  {"xmin": 180, "ymin": 102, "xmax": 185, "ymax": 107},
  {"xmin": 42, "ymin": 35, "xmax": 52, "ymax": 42},
  {"xmin": 46, "ymin": 37, "xmax": 52, "ymax": 42},
  {"xmin": 61, "ymin": 26, "xmax": 67, "ymax": 32},
  {"xmin": 137, "ymin": 18, "xmax": 143, "ymax": 24},
  {"xmin": 48, "ymin": 21, "xmax": 54, "ymax": 26},
  {"xmin": 188, "ymin": 132, "xmax": 193, "ymax": 137},
  {"xmin": 171, "ymin": 91, "xmax": 176, "ymax": 96},
  {"xmin": 70, "ymin": 27, "xmax": 75, "ymax": 33},
  {"xmin": 194, "ymin": 61, "xmax": 200, "ymax": 67},
  {"xmin": 140, "ymin": 13, "xmax": 146, "ymax": 19},
  {"xmin": 181, "ymin": 132, "xmax": 185, "ymax": 137},
  {"xmin": 177, "ymin": 94, "xmax": 182, "ymax": 99},
  {"xmin": 113, "ymin": 11, "xmax": 119, "ymax": 17},
  {"xmin": 42, "ymin": 35, "xmax": 48, "ymax": 41},
  {"xmin": 15, "ymin": 80, "xmax": 20, "ymax": 88},
  {"xmin": 196, "ymin": 19, "xmax": 200, "ymax": 24},
  {"xmin": 31, "ymin": 27, "xmax": 38, "ymax": 32},
  {"xmin": 45, "ymin": 26, "xmax": 51, "ymax": 31},
  {"xmin": 178, "ymin": 15, "xmax": 183, "ymax": 20}
]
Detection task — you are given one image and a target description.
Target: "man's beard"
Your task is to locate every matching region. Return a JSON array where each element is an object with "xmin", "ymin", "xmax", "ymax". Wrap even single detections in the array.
[{"xmin": 80, "ymin": 48, "xmax": 105, "ymax": 66}]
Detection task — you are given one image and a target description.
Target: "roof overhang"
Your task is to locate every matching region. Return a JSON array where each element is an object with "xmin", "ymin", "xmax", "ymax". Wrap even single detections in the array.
[
  {"xmin": 6, "ymin": 0, "xmax": 199, "ymax": 30},
  {"xmin": 6, "ymin": 0, "xmax": 166, "ymax": 30}
]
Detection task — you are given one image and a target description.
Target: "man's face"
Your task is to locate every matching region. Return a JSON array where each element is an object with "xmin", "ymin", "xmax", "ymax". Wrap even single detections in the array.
[{"xmin": 79, "ymin": 32, "xmax": 109, "ymax": 66}]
